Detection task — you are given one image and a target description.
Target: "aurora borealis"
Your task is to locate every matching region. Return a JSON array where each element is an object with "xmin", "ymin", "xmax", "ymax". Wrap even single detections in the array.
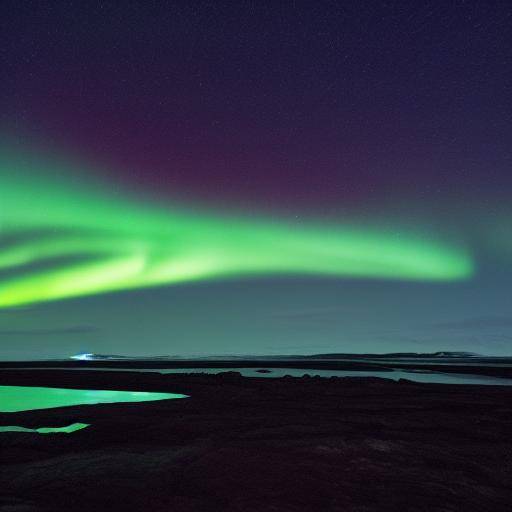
[
  {"xmin": 0, "ymin": 149, "xmax": 473, "ymax": 308},
  {"xmin": 1, "ymin": 1, "xmax": 511, "ymax": 358}
]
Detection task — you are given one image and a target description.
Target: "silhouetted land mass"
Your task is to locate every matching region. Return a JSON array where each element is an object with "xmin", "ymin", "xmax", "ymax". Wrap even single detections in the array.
[
  {"xmin": 1, "ymin": 370, "xmax": 511, "ymax": 511},
  {"xmin": 53, "ymin": 350, "xmax": 485, "ymax": 359}
]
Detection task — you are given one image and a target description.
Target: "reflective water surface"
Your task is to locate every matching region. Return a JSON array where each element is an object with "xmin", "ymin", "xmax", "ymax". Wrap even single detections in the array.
[
  {"xmin": 4, "ymin": 366, "xmax": 511, "ymax": 385},
  {"xmin": 0, "ymin": 385, "xmax": 187, "ymax": 412},
  {"xmin": 0, "ymin": 423, "xmax": 89, "ymax": 434},
  {"xmin": 152, "ymin": 367, "xmax": 512, "ymax": 385}
]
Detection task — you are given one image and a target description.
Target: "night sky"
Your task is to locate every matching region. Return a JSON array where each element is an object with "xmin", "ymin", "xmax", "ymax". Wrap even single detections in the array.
[{"xmin": 1, "ymin": 1, "xmax": 511, "ymax": 359}]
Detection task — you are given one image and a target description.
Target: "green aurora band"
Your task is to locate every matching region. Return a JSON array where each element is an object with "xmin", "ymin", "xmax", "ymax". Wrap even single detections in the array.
[{"xmin": 0, "ymin": 148, "xmax": 473, "ymax": 308}]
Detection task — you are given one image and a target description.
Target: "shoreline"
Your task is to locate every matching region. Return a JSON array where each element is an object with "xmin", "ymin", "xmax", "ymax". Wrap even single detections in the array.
[{"xmin": 2, "ymin": 358, "xmax": 512, "ymax": 378}]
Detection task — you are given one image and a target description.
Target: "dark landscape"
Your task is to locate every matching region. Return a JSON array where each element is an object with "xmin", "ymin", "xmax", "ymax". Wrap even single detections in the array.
[{"xmin": 1, "ymin": 368, "xmax": 512, "ymax": 512}]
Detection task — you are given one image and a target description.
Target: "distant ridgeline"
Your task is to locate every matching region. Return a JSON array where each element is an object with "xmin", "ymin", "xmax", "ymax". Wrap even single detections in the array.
[{"xmin": 70, "ymin": 351, "xmax": 481, "ymax": 361}]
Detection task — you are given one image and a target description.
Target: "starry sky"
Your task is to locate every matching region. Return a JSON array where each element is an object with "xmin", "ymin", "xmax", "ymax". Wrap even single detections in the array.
[{"xmin": 1, "ymin": 1, "xmax": 511, "ymax": 359}]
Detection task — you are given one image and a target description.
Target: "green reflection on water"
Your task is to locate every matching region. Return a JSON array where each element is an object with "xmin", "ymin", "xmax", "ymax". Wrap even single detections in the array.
[
  {"xmin": 0, "ymin": 422, "xmax": 90, "ymax": 434},
  {"xmin": 0, "ymin": 385, "xmax": 187, "ymax": 412}
]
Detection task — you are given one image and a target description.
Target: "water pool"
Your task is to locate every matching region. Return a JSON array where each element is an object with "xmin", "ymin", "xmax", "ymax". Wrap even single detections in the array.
[
  {"xmin": 0, "ymin": 385, "xmax": 187, "ymax": 412},
  {"xmin": 0, "ymin": 423, "xmax": 90, "ymax": 434}
]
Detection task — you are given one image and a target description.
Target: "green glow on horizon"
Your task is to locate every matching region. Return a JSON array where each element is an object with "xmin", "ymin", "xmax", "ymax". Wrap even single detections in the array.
[
  {"xmin": 0, "ymin": 385, "xmax": 186, "ymax": 412},
  {"xmin": 0, "ymin": 148, "xmax": 473, "ymax": 307}
]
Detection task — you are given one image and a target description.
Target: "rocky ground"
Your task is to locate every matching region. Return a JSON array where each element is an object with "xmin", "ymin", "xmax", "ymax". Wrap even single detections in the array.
[{"xmin": 1, "ymin": 370, "xmax": 511, "ymax": 511}]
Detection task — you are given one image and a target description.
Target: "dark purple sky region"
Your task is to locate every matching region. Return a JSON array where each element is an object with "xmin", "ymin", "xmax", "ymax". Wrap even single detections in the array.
[
  {"xmin": 4, "ymin": 1, "xmax": 510, "ymax": 208},
  {"xmin": 1, "ymin": 1, "xmax": 511, "ymax": 358}
]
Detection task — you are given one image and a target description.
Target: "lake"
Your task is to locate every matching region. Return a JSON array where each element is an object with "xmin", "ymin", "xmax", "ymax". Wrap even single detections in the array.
[
  {"xmin": 4, "ymin": 366, "xmax": 512, "ymax": 385},
  {"xmin": 0, "ymin": 423, "xmax": 90, "ymax": 434},
  {"xmin": 0, "ymin": 385, "xmax": 187, "ymax": 413}
]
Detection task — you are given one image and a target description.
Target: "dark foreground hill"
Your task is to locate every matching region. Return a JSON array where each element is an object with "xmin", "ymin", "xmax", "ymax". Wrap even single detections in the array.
[{"xmin": 1, "ymin": 370, "xmax": 511, "ymax": 512}]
